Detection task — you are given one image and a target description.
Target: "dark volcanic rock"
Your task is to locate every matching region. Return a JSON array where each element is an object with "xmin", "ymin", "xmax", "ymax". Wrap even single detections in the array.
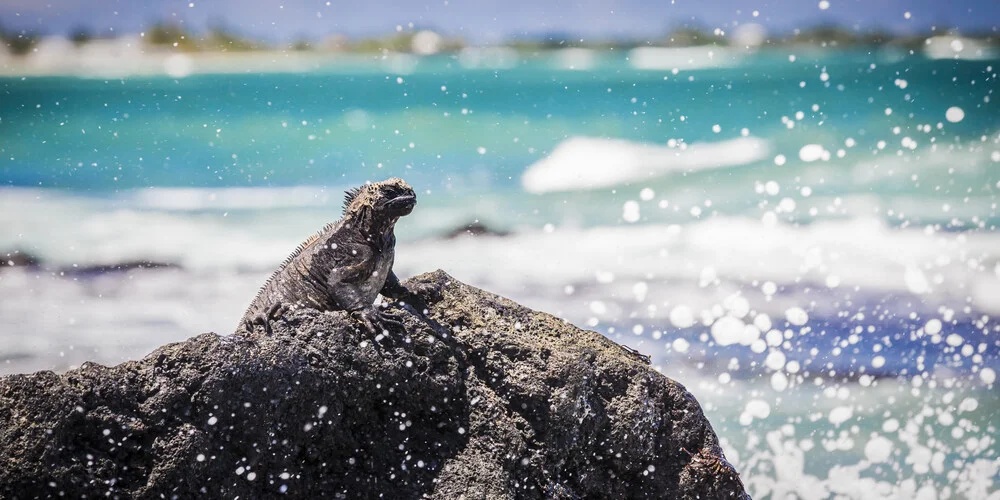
[
  {"xmin": 1, "ymin": 249, "xmax": 41, "ymax": 269},
  {"xmin": 0, "ymin": 270, "xmax": 749, "ymax": 499},
  {"xmin": 441, "ymin": 221, "xmax": 510, "ymax": 239},
  {"xmin": 60, "ymin": 260, "xmax": 182, "ymax": 277}
]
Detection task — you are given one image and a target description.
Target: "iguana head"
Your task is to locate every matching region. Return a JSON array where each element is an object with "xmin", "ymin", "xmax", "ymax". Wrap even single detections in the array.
[{"xmin": 343, "ymin": 177, "xmax": 416, "ymax": 219}]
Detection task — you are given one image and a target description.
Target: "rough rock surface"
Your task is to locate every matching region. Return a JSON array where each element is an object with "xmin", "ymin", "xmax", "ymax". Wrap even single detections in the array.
[{"xmin": 0, "ymin": 270, "xmax": 749, "ymax": 499}]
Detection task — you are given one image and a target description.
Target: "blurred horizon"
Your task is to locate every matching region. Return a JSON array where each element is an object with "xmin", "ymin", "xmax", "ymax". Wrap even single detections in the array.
[{"xmin": 1, "ymin": 0, "xmax": 998, "ymax": 44}]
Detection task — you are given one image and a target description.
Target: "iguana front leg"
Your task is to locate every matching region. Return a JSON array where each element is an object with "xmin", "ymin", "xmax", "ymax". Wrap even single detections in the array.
[
  {"xmin": 339, "ymin": 285, "xmax": 406, "ymax": 338},
  {"xmin": 328, "ymin": 261, "xmax": 404, "ymax": 338},
  {"xmin": 380, "ymin": 270, "xmax": 439, "ymax": 313}
]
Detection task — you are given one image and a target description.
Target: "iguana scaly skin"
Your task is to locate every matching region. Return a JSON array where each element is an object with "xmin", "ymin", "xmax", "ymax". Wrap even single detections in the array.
[{"xmin": 238, "ymin": 177, "xmax": 424, "ymax": 336}]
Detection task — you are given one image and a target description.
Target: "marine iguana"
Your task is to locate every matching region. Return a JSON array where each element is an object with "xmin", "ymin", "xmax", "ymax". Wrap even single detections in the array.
[{"xmin": 238, "ymin": 177, "xmax": 426, "ymax": 336}]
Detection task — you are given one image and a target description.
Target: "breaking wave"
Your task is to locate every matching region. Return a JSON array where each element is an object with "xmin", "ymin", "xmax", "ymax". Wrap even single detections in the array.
[{"xmin": 521, "ymin": 136, "xmax": 771, "ymax": 194}]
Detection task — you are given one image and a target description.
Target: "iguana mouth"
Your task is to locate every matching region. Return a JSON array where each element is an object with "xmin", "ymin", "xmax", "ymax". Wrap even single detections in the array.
[
  {"xmin": 386, "ymin": 194, "xmax": 415, "ymax": 208},
  {"xmin": 385, "ymin": 194, "xmax": 416, "ymax": 214}
]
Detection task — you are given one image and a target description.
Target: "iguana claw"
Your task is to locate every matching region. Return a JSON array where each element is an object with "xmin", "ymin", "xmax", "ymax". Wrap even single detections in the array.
[
  {"xmin": 244, "ymin": 302, "xmax": 288, "ymax": 335},
  {"xmin": 391, "ymin": 282, "xmax": 442, "ymax": 315},
  {"xmin": 351, "ymin": 306, "xmax": 405, "ymax": 341}
]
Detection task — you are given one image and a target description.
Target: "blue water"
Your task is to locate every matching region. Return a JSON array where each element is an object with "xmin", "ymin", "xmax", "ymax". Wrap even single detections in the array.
[
  {"xmin": 2, "ymin": 47, "xmax": 1000, "ymax": 496},
  {"xmin": 2, "ymin": 50, "xmax": 995, "ymax": 195},
  {"xmin": 2, "ymin": 47, "xmax": 998, "ymax": 357}
]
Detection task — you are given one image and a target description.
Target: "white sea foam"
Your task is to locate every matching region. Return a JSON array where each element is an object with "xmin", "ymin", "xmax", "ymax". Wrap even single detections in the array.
[
  {"xmin": 394, "ymin": 216, "xmax": 1000, "ymax": 321},
  {"xmin": 553, "ymin": 48, "xmax": 598, "ymax": 70},
  {"xmin": 5, "ymin": 187, "xmax": 997, "ymax": 320},
  {"xmin": 628, "ymin": 46, "xmax": 744, "ymax": 71},
  {"xmin": 923, "ymin": 35, "xmax": 997, "ymax": 60},
  {"xmin": 457, "ymin": 46, "xmax": 518, "ymax": 69},
  {"xmin": 521, "ymin": 136, "xmax": 770, "ymax": 193},
  {"xmin": 0, "ymin": 188, "xmax": 332, "ymax": 270},
  {"xmin": 850, "ymin": 145, "xmax": 989, "ymax": 182},
  {"xmin": 711, "ymin": 378, "xmax": 1000, "ymax": 500},
  {"xmin": 798, "ymin": 144, "xmax": 827, "ymax": 162},
  {"xmin": 128, "ymin": 186, "xmax": 340, "ymax": 210},
  {"xmin": 7, "ymin": 47, "xmax": 398, "ymax": 78},
  {"xmin": 0, "ymin": 265, "xmax": 263, "ymax": 375}
]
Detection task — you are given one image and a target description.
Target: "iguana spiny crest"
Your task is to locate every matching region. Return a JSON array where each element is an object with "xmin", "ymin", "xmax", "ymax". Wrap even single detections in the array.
[{"xmin": 341, "ymin": 177, "xmax": 415, "ymax": 229}]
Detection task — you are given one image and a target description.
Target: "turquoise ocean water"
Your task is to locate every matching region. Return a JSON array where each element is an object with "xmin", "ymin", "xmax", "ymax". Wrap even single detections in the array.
[{"xmin": 1, "ymin": 48, "xmax": 999, "ymax": 496}]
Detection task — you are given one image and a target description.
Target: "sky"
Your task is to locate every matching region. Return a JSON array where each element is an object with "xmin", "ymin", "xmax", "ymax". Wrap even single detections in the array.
[{"xmin": 0, "ymin": 0, "xmax": 997, "ymax": 43}]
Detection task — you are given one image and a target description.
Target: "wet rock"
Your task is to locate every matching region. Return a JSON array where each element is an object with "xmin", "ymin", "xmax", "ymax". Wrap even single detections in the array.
[
  {"xmin": 60, "ymin": 260, "xmax": 182, "ymax": 277},
  {"xmin": 1, "ymin": 249, "xmax": 41, "ymax": 270},
  {"xmin": 0, "ymin": 270, "xmax": 749, "ymax": 499},
  {"xmin": 441, "ymin": 221, "xmax": 510, "ymax": 239}
]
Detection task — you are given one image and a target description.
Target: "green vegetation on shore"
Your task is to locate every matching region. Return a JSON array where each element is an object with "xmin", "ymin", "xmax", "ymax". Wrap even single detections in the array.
[
  {"xmin": 0, "ymin": 25, "xmax": 37, "ymax": 55},
  {"xmin": 2, "ymin": 19, "xmax": 997, "ymax": 57}
]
